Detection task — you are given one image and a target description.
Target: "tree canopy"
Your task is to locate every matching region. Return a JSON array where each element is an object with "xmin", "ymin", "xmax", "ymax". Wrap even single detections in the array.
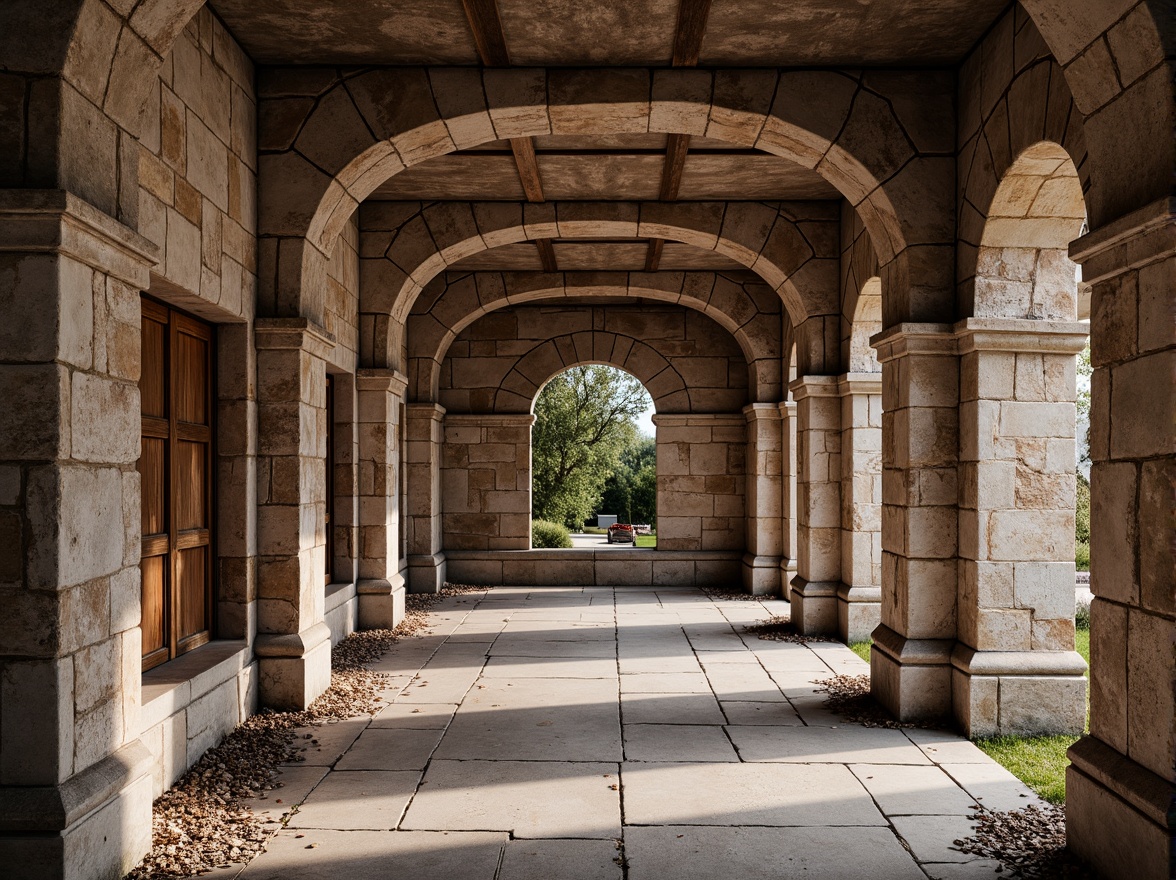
[
  {"xmin": 598, "ymin": 437, "xmax": 657, "ymax": 525},
  {"xmin": 531, "ymin": 365, "xmax": 651, "ymax": 528}
]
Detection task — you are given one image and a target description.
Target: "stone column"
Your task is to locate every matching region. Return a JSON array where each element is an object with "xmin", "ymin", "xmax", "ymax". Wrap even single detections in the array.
[
  {"xmin": 0, "ymin": 192, "xmax": 157, "ymax": 877},
  {"xmin": 779, "ymin": 399, "xmax": 799, "ymax": 601},
  {"xmin": 441, "ymin": 414, "xmax": 534, "ymax": 550},
  {"xmin": 405, "ymin": 402, "xmax": 446, "ymax": 593},
  {"xmin": 870, "ymin": 325, "xmax": 959, "ymax": 721},
  {"xmin": 253, "ymin": 319, "xmax": 334, "ymax": 710},
  {"xmin": 654, "ymin": 414, "xmax": 746, "ymax": 551},
  {"xmin": 837, "ymin": 373, "xmax": 883, "ymax": 643},
  {"xmin": 954, "ymin": 319, "xmax": 1088, "ymax": 736},
  {"xmin": 1064, "ymin": 200, "xmax": 1174, "ymax": 879},
  {"xmin": 788, "ymin": 376, "xmax": 841, "ymax": 633},
  {"xmin": 354, "ymin": 369, "xmax": 408, "ymax": 628},
  {"xmin": 742, "ymin": 403, "xmax": 783, "ymax": 596}
]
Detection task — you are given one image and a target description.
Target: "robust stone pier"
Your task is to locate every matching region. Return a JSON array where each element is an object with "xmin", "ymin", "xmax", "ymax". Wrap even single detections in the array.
[
  {"xmin": 837, "ymin": 373, "xmax": 883, "ymax": 643},
  {"xmin": 354, "ymin": 369, "xmax": 408, "ymax": 629},
  {"xmin": 253, "ymin": 319, "xmax": 335, "ymax": 710},
  {"xmin": 404, "ymin": 403, "xmax": 446, "ymax": 593},
  {"xmin": 0, "ymin": 192, "xmax": 158, "ymax": 878},
  {"xmin": 1063, "ymin": 200, "xmax": 1175, "ymax": 879},
  {"xmin": 789, "ymin": 377, "xmax": 842, "ymax": 633},
  {"xmin": 953, "ymin": 319, "xmax": 1088, "ymax": 736},
  {"xmin": 870, "ymin": 325, "xmax": 959, "ymax": 722},
  {"xmin": 742, "ymin": 403, "xmax": 784, "ymax": 596},
  {"xmin": 441, "ymin": 414, "xmax": 534, "ymax": 551}
]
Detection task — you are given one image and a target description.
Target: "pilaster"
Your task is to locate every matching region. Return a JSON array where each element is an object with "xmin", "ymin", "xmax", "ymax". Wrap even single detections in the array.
[
  {"xmin": 354, "ymin": 369, "xmax": 408, "ymax": 629},
  {"xmin": 0, "ymin": 191, "xmax": 159, "ymax": 878},
  {"xmin": 1063, "ymin": 198, "xmax": 1175, "ymax": 879},
  {"xmin": 869, "ymin": 324, "xmax": 959, "ymax": 721},
  {"xmin": 788, "ymin": 376, "xmax": 841, "ymax": 634},
  {"xmin": 253, "ymin": 318, "xmax": 335, "ymax": 709},
  {"xmin": 405, "ymin": 402, "xmax": 446, "ymax": 593},
  {"xmin": 741, "ymin": 403, "xmax": 783, "ymax": 596},
  {"xmin": 779, "ymin": 399, "xmax": 798, "ymax": 600},
  {"xmin": 837, "ymin": 373, "xmax": 883, "ymax": 643}
]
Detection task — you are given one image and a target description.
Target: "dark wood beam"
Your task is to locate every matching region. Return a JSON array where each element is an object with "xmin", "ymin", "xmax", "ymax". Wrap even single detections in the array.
[
  {"xmin": 644, "ymin": 238, "xmax": 664, "ymax": 272},
  {"xmin": 461, "ymin": 0, "xmax": 511, "ymax": 67},
  {"xmin": 672, "ymin": 0, "xmax": 713, "ymax": 67},
  {"xmin": 536, "ymin": 238, "xmax": 558, "ymax": 273},
  {"xmin": 660, "ymin": 133, "xmax": 691, "ymax": 201},
  {"xmin": 510, "ymin": 136, "xmax": 546, "ymax": 203}
]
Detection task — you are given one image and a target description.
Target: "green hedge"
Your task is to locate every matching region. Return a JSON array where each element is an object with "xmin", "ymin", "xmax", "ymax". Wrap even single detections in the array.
[{"xmin": 532, "ymin": 519, "xmax": 573, "ymax": 549}]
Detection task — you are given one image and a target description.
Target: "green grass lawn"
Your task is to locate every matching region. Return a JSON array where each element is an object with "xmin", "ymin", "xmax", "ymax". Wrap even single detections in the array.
[
  {"xmin": 635, "ymin": 534, "xmax": 656, "ymax": 548},
  {"xmin": 973, "ymin": 623, "xmax": 1091, "ymax": 804},
  {"xmin": 849, "ymin": 641, "xmax": 871, "ymax": 663}
]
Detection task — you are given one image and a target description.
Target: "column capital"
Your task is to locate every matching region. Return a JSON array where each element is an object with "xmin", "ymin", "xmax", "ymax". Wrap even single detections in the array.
[
  {"xmin": 836, "ymin": 372, "xmax": 883, "ymax": 396},
  {"xmin": 742, "ymin": 401, "xmax": 783, "ymax": 421},
  {"xmin": 0, "ymin": 188, "xmax": 160, "ymax": 287},
  {"xmin": 870, "ymin": 323, "xmax": 956, "ymax": 363},
  {"xmin": 954, "ymin": 318, "xmax": 1088, "ymax": 355},
  {"xmin": 778, "ymin": 399, "xmax": 797, "ymax": 418},
  {"xmin": 356, "ymin": 367, "xmax": 408, "ymax": 395},
  {"xmin": 787, "ymin": 374, "xmax": 840, "ymax": 399},
  {"xmin": 1070, "ymin": 196, "xmax": 1175, "ymax": 283},
  {"xmin": 254, "ymin": 317, "xmax": 336, "ymax": 359},
  {"xmin": 406, "ymin": 401, "xmax": 447, "ymax": 420}
]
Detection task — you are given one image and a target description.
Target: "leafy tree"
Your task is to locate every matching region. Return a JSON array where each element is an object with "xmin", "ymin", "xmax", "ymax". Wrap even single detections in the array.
[
  {"xmin": 531, "ymin": 365, "xmax": 651, "ymax": 528},
  {"xmin": 599, "ymin": 437, "xmax": 657, "ymax": 525},
  {"xmin": 1076, "ymin": 339, "xmax": 1092, "ymax": 466}
]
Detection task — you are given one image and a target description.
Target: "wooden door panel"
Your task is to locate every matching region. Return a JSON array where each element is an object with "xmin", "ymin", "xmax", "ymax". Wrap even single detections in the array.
[
  {"xmin": 140, "ymin": 554, "xmax": 168, "ymax": 668},
  {"xmin": 139, "ymin": 297, "xmax": 215, "ymax": 669}
]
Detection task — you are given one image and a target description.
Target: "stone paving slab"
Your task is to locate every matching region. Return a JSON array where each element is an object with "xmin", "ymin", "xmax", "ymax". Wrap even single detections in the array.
[
  {"xmin": 849, "ymin": 763, "xmax": 981, "ymax": 815},
  {"xmin": 890, "ymin": 814, "xmax": 985, "ymax": 863},
  {"xmin": 499, "ymin": 838, "xmax": 623, "ymax": 880},
  {"xmin": 619, "ymin": 671, "xmax": 713, "ymax": 693},
  {"xmin": 625, "ymin": 825, "xmax": 927, "ymax": 880},
  {"xmin": 727, "ymin": 723, "xmax": 933, "ymax": 764},
  {"xmin": 623, "ymin": 723, "xmax": 740, "ymax": 762},
  {"xmin": 285, "ymin": 718, "xmax": 367, "ymax": 766},
  {"xmin": 620, "ymin": 692, "xmax": 726, "ymax": 725},
  {"xmin": 621, "ymin": 762, "xmax": 887, "ymax": 826},
  {"xmin": 720, "ymin": 700, "xmax": 805, "ymax": 726},
  {"xmin": 286, "ymin": 770, "xmax": 420, "ymax": 830},
  {"xmin": 370, "ymin": 701, "xmax": 458, "ymax": 728},
  {"xmin": 237, "ymin": 829, "xmax": 506, "ymax": 879},
  {"xmin": 334, "ymin": 727, "xmax": 445, "ymax": 771},
  {"xmin": 402, "ymin": 759, "xmax": 623, "ymax": 838}
]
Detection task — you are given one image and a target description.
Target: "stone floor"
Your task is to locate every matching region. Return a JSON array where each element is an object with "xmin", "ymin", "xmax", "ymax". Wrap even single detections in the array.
[{"xmin": 229, "ymin": 586, "xmax": 1039, "ymax": 879}]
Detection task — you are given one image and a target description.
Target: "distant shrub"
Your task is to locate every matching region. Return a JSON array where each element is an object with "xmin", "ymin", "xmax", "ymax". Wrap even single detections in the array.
[
  {"xmin": 1075, "ymin": 471, "xmax": 1090, "ymax": 544},
  {"xmin": 532, "ymin": 519, "xmax": 572, "ymax": 549},
  {"xmin": 1075, "ymin": 595, "xmax": 1091, "ymax": 629},
  {"xmin": 1075, "ymin": 540, "xmax": 1090, "ymax": 572}
]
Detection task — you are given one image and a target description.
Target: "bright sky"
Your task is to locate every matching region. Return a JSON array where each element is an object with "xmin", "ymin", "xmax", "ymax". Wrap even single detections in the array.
[{"xmin": 636, "ymin": 404, "xmax": 655, "ymax": 437}]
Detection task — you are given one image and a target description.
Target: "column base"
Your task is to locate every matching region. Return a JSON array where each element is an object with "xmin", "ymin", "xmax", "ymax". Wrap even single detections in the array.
[
  {"xmin": 789, "ymin": 577, "xmax": 838, "ymax": 634},
  {"xmin": 0, "ymin": 740, "xmax": 153, "ymax": 880},
  {"xmin": 836, "ymin": 584, "xmax": 881, "ymax": 644},
  {"xmin": 255, "ymin": 622, "xmax": 332, "ymax": 710},
  {"xmin": 950, "ymin": 645, "xmax": 1087, "ymax": 736},
  {"xmin": 407, "ymin": 552, "xmax": 446, "ymax": 594},
  {"xmin": 357, "ymin": 576, "xmax": 407, "ymax": 629},
  {"xmin": 870, "ymin": 624, "xmax": 953, "ymax": 721},
  {"xmin": 779, "ymin": 558, "xmax": 796, "ymax": 602},
  {"xmin": 1065, "ymin": 735, "xmax": 1173, "ymax": 880},
  {"xmin": 741, "ymin": 555, "xmax": 781, "ymax": 596}
]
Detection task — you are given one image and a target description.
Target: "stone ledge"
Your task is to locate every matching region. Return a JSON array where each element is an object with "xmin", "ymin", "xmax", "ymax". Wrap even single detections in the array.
[
  {"xmin": 325, "ymin": 581, "xmax": 358, "ymax": 613},
  {"xmin": 1070, "ymin": 196, "xmax": 1176, "ymax": 282},
  {"xmin": 445, "ymin": 548, "xmax": 742, "ymax": 587},
  {"xmin": 871, "ymin": 624, "xmax": 954, "ymax": 665},
  {"xmin": 0, "ymin": 738, "xmax": 152, "ymax": 832},
  {"xmin": 950, "ymin": 644, "xmax": 1087, "ymax": 676},
  {"xmin": 254, "ymin": 622, "xmax": 332, "ymax": 659},
  {"xmin": 140, "ymin": 641, "xmax": 251, "ymax": 731},
  {"xmin": 1067, "ymin": 735, "xmax": 1173, "ymax": 828}
]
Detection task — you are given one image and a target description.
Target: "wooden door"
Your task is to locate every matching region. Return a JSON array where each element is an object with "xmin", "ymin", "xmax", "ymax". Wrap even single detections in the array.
[{"xmin": 139, "ymin": 298, "xmax": 215, "ymax": 671}]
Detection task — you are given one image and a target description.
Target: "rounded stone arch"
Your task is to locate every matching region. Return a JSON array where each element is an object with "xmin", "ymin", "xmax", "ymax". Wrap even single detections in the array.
[
  {"xmin": 1019, "ymin": 0, "xmax": 1176, "ymax": 227},
  {"xmin": 969, "ymin": 141, "xmax": 1086, "ymax": 320},
  {"xmin": 259, "ymin": 67, "xmax": 959, "ymax": 324},
  {"xmin": 957, "ymin": 48, "xmax": 1090, "ymax": 319},
  {"xmin": 406, "ymin": 272, "xmax": 784, "ymax": 404},
  {"xmin": 847, "ymin": 277, "xmax": 883, "ymax": 373},
  {"xmin": 360, "ymin": 200, "xmax": 837, "ymax": 369}
]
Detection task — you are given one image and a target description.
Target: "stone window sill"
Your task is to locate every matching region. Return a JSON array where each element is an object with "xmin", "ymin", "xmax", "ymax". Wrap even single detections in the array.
[{"xmin": 141, "ymin": 640, "xmax": 250, "ymax": 731}]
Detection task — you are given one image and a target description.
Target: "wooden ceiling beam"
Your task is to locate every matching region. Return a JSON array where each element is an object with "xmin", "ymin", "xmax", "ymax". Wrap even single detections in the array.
[
  {"xmin": 659, "ymin": 133, "xmax": 691, "ymax": 201},
  {"xmin": 644, "ymin": 238, "xmax": 664, "ymax": 272},
  {"xmin": 672, "ymin": 0, "xmax": 713, "ymax": 67},
  {"xmin": 536, "ymin": 238, "xmax": 558, "ymax": 273},
  {"xmin": 510, "ymin": 136, "xmax": 546, "ymax": 203},
  {"xmin": 461, "ymin": 0, "xmax": 511, "ymax": 67}
]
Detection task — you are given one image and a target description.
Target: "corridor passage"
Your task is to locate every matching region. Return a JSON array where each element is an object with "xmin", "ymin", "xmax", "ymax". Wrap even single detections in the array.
[{"xmin": 235, "ymin": 588, "xmax": 1034, "ymax": 879}]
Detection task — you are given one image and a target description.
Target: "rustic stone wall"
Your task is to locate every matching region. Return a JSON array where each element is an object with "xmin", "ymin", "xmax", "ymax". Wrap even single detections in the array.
[
  {"xmin": 838, "ymin": 374, "xmax": 883, "ymax": 643},
  {"xmin": 441, "ymin": 415, "xmax": 533, "ymax": 550}
]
